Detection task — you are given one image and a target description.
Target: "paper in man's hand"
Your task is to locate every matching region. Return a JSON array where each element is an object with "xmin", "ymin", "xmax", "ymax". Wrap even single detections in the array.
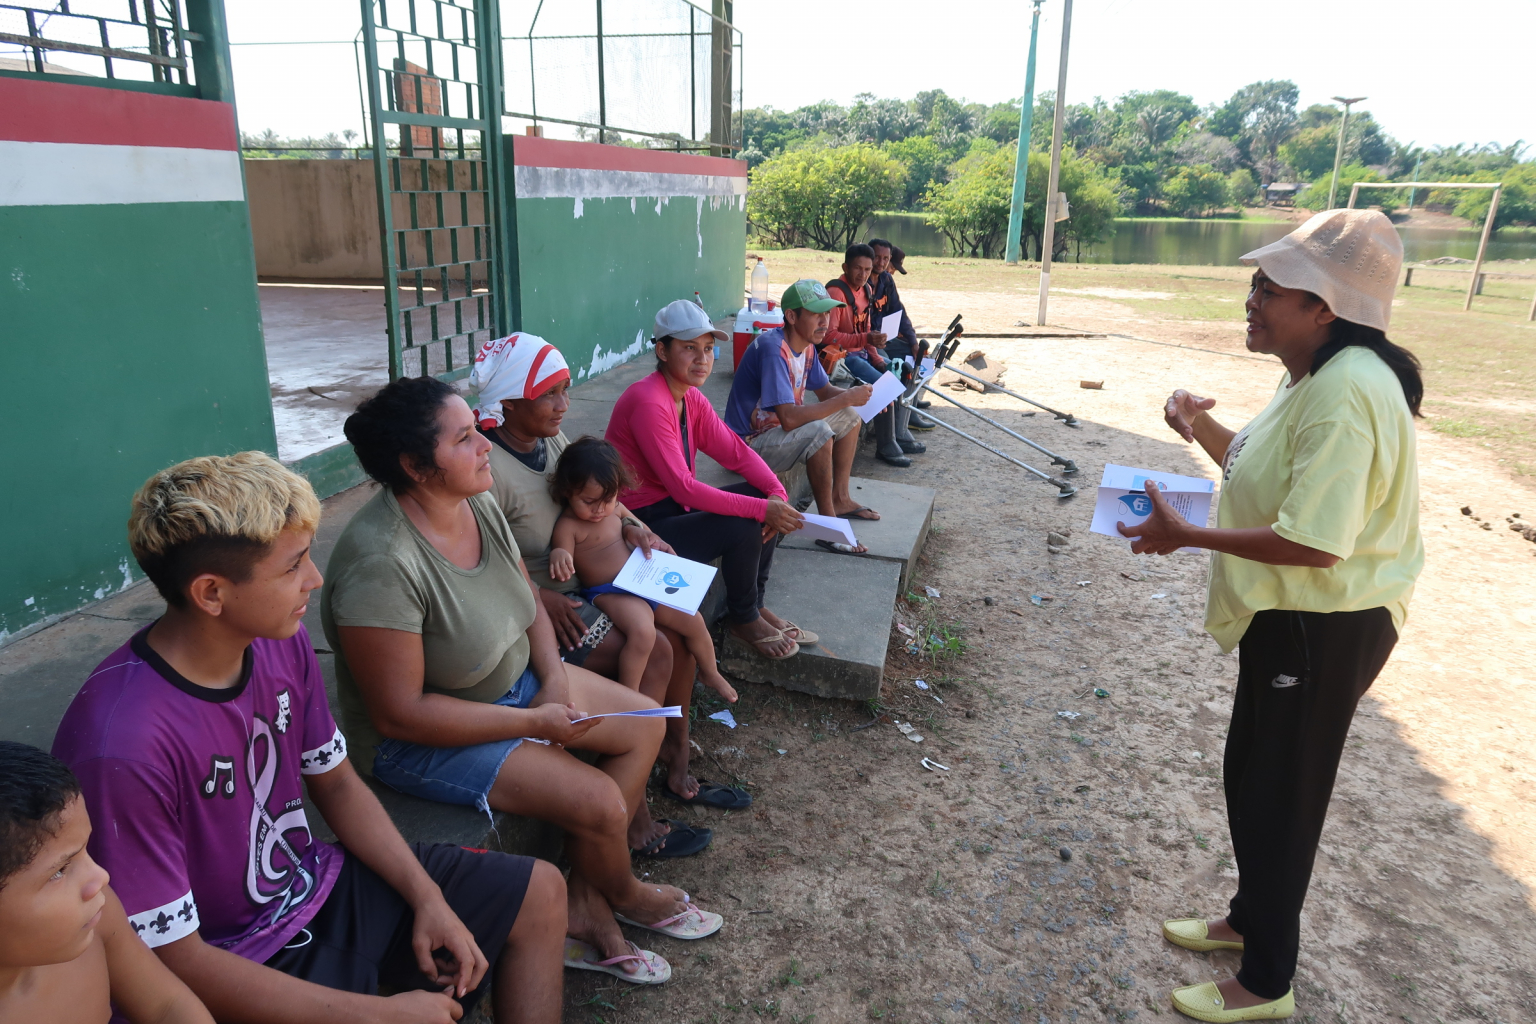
[{"xmin": 852, "ymin": 371, "xmax": 905, "ymax": 422}]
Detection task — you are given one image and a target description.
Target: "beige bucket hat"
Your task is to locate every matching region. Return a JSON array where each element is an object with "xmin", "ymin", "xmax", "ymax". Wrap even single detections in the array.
[{"xmin": 1239, "ymin": 208, "xmax": 1403, "ymax": 331}]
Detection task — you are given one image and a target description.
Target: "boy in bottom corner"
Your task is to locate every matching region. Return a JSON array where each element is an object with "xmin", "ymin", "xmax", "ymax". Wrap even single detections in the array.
[
  {"xmin": 52, "ymin": 451, "xmax": 566, "ymax": 1024},
  {"xmin": 0, "ymin": 741, "xmax": 213, "ymax": 1024}
]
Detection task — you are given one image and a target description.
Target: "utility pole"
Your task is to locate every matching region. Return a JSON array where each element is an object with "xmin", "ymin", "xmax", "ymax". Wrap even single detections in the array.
[
  {"xmin": 1036, "ymin": 0, "xmax": 1072, "ymax": 326},
  {"xmin": 1005, "ymin": 0, "xmax": 1045, "ymax": 265},
  {"xmin": 1326, "ymin": 95, "xmax": 1366, "ymax": 210}
]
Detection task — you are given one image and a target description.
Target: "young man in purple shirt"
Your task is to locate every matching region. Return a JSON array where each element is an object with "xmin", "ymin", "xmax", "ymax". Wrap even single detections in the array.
[
  {"xmin": 724, "ymin": 278, "xmax": 882, "ymax": 530},
  {"xmin": 53, "ymin": 452, "xmax": 566, "ymax": 1024}
]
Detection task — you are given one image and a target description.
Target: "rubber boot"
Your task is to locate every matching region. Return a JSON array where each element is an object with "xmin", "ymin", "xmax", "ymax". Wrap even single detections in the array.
[
  {"xmin": 908, "ymin": 408, "xmax": 937, "ymax": 431},
  {"xmin": 874, "ymin": 408, "xmax": 911, "ymax": 467},
  {"xmin": 895, "ymin": 404, "xmax": 926, "ymax": 454}
]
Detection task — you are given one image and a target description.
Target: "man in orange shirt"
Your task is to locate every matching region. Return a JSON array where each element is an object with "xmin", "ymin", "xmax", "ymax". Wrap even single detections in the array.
[{"xmin": 823, "ymin": 243, "xmax": 924, "ymax": 467}]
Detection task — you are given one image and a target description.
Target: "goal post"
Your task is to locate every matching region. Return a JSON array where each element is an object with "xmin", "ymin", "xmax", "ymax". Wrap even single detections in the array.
[{"xmin": 1346, "ymin": 181, "xmax": 1531, "ymax": 317}]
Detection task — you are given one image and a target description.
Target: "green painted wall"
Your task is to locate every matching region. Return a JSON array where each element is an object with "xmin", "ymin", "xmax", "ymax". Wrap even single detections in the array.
[
  {"xmin": 512, "ymin": 194, "xmax": 747, "ymax": 383},
  {"xmin": 0, "ymin": 201, "xmax": 275, "ymax": 641}
]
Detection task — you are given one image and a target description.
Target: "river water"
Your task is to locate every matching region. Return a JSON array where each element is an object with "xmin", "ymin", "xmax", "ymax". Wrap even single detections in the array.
[{"xmin": 861, "ymin": 212, "xmax": 1536, "ymax": 265}]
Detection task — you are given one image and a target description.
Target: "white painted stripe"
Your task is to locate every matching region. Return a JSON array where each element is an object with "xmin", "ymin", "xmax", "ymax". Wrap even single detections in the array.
[
  {"xmin": 300, "ymin": 727, "xmax": 348, "ymax": 774},
  {"xmin": 127, "ymin": 891, "xmax": 199, "ymax": 948},
  {"xmin": 515, "ymin": 165, "xmax": 745, "ymax": 200},
  {"xmin": 0, "ymin": 140, "xmax": 245, "ymax": 207}
]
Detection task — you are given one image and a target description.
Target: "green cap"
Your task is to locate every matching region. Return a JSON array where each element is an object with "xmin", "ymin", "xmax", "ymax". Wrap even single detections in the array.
[{"xmin": 781, "ymin": 278, "xmax": 845, "ymax": 313}]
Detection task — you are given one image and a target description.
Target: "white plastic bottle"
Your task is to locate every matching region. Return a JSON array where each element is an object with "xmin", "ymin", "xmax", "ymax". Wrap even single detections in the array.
[{"xmin": 749, "ymin": 257, "xmax": 770, "ymax": 313}]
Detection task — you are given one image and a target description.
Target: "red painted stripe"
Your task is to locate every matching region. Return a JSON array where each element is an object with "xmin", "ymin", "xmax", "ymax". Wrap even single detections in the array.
[
  {"xmin": 512, "ymin": 135, "xmax": 745, "ymax": 177},
  {"xmin": 0, "ymin": 76, "xmax": 237, "ymax": 150}
]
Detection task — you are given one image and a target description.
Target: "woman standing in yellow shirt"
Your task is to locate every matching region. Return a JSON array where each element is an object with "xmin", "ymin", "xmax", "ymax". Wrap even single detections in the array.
[{"xmin": 1120, "ymin": 210, "xmax": 1425, "ymax": 1022}]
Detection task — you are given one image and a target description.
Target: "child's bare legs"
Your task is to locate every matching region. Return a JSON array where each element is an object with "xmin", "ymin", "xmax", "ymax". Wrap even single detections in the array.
[
  {"xmin": 655, "ymin": 606, "xmax": 737, "ymax": 702},
  {"xmin": 592, "ymin": 593, "xmax": 656, "ymax": 691}
]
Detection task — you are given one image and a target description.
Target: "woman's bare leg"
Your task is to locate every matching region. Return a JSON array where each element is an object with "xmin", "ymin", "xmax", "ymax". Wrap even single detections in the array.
[
  {"xmin": 657, "ymin": 630, "xmax": 700, "ymax": 799},
  {"xmin": 488, "ymin": 682, "xmax": 687, "ymax": 968},
  {"xmin": 592, "ymin": 593, "xmax": 656, "ymax": 691},
  {"xmin": 654, "ymin": 606, "xmax": 737, "ymax": 702},
  {"xmin": 583, "ymin": 624, "xmax": 676, "ymax": 848}
]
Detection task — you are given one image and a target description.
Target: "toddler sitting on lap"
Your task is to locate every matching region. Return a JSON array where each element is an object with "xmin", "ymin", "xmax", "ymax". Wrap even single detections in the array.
[{"xmin": 549, "ymin": 437, "xmax": 738, "ymax": 703}]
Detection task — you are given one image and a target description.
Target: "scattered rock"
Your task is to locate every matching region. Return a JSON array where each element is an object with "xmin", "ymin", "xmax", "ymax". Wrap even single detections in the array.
[
  {"xmin": 1047, "ymin": 531, "xmax": 1071, "ymax": 547},
  {"xmin": 1059, "ymin": 847, "xmax": 1073, "ymax": 862},
  {"xmin": 1074, "ymin": 785, "xmax": 1091, "ymax": 793},
  {"xmin": 1481, "ymin": 522, "xmax": 1493, "ymax": 531},
  {"xmin": 1047, "ymin": 544, "xmax": 1066, "ymax": 555},
  {"xmin": 1079, "ymin": 380, "xmax": 1104, "ymax": 390},
  {"xmin": 983, "ymin": 596, "xmax": 995, "ymax": 605},
  {"xmin": 965, "ymin": 708, "xmax": 977, "ymax": 719},
  {"xmin": 1461, "ymin": 506, "xmax": 1474, "ymax": 516}
]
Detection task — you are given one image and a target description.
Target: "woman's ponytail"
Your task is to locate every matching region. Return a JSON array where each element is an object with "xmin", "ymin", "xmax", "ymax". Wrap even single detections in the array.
[{"xmin": 1310, "ymin": 319, "xmax": 1423, "ymax": 417}]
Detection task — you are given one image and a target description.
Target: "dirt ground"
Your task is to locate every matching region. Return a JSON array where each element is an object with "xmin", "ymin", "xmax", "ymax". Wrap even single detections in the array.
[{"xmin": 558, "ymin": 265, "xmax": 1536, "ymax": 1024}]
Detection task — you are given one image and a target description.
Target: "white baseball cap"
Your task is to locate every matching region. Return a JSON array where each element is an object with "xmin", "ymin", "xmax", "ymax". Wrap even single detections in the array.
[
  {"xmin": 1239, "ymin": 208, "xmax": 1402, "ymax": 331},
  {"xmin": 654, "ymin": 299, "xmax": 728, "ymax": 342}
]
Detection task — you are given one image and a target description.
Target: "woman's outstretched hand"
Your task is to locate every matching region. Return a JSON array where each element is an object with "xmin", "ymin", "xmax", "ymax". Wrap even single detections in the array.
[
  {"xmin": 1116, "ymin": 484, "xmax": 1193, "ymax": 555},
  {"xmin": 1164, "ymin": 389, "xmax": 1216, "ymax": 443}
]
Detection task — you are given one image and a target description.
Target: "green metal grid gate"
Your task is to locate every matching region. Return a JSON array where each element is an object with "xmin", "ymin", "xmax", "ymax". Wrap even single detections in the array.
[{"xmin": 359, "ymin": 0, "xmax": 512, "ymax": 381}]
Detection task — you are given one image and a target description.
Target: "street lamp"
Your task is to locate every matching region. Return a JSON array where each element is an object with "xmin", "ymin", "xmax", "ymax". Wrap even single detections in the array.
[{"xmin": 1327, "ymin": 95, "xmax": 1367, "ymax": 210}]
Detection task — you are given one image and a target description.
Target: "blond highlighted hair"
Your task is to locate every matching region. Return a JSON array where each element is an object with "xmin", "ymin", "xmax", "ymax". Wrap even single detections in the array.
[{"xmin": 128, "ymin": 452, "xmax": 320, "ymax": 606}]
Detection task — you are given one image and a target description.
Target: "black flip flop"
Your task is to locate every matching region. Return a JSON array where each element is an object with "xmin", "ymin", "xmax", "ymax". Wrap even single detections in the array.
[
  {"xmin": 837, "ymin": 506, "xmax": 881, "ymax": 521},
  {"xmin": 661, "ymin": 780, "xmax": 753, "ymax": 810},
  {"xmin": 633, "ymin": 818, "xmax": 713, "ymax": 858}
]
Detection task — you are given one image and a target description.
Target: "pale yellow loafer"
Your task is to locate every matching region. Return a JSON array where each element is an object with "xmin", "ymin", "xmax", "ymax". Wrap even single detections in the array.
[
  {"xmin": 1162, "ymin": 918, "xmax": 1245, "ymax": 952},
  {"xmin": 1171, "ymin": 982, "xmax": 1294, "ymax": 1022}
]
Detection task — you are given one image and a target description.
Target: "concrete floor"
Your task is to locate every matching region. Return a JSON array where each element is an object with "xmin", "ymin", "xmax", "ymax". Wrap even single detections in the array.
[{"xmin": 260, "ymin": 283, "xmax": 392, "ymax": 463}]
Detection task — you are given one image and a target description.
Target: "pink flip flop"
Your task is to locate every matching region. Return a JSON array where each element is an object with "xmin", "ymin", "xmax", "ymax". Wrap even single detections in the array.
[
  {"xmin": 614, "ymin": 902, "xmax": 723, "ymax": 940},
  {"xmin": 563, "ymin": 937, "xmax": 671, "ymax": 984}
]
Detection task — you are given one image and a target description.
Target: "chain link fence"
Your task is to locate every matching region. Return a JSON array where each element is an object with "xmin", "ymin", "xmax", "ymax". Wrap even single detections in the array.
[
  {"xmin": 0, "ymin": 0, "xmax": 193, "ymax": 86},
  {"xmin": 502, "ymin": 0, "xmax": 741, "ymax": 152}
]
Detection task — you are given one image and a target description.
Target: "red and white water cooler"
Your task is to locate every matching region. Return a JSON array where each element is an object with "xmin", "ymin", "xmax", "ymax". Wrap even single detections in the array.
[{"xmin": 731, "ymin": 303, "xmax": 783, "ymax": 370}]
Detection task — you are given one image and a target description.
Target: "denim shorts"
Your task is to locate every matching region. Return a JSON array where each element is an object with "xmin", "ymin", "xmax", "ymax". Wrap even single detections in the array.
[{"xmin": 372, "ymin": 666, "xmax": 547, "ymax": 814}]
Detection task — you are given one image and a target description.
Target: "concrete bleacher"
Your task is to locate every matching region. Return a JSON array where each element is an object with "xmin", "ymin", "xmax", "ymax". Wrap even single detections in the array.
[{"xmin": 0, "ymin": 348, "xmax": 933, "ymax": 853}]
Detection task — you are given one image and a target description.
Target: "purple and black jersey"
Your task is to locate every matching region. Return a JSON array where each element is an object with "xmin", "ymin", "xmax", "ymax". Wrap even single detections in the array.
[{"xmin": 54, "ymin": 625, "xmax": 346, "ymax": 963}]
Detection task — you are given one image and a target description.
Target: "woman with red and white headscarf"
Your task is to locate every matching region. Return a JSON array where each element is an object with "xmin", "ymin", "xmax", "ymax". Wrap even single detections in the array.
[{"xmin": 469, "ymin": 334, "xmax": 715, "ymax": 852}]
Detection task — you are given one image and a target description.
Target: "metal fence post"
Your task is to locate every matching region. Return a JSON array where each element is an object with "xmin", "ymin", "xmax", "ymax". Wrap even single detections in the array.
[
  {"xmin": 689, "ymin": 6, "xmax": 697, "ymax": 142},
  {"xmin": 1005, "ymin": 0, "xmax": 1043, "ymax": 265},
  {"xmin": 184, "ymin": 0, "xmax": 235, "ymax": 104},
  {"xmin": 595, "ymin": 0, "xmax": 606, "ymax": 144}
]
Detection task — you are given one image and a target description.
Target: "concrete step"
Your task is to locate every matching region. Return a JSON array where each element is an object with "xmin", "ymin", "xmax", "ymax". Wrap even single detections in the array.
[
  {"xmin": 779, "ymin": 476, "xmax": 934, "ymax": 594},
  {"xmin": 719, "ymin": 547, "xmax": 902, "ymax": 702}
]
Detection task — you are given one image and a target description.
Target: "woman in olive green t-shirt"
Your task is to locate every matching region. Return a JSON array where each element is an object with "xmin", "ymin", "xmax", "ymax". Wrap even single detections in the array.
[
  {"xmin": 323, "ymin": 376, "xmax": 723, "ymax": 983},
  {"xmin": 1118, "ymin": 211, "xmax": 1424, "ymax": 1022}
]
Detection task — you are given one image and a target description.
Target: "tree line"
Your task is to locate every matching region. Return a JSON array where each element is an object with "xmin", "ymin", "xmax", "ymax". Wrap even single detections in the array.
[{"xmin": 741, "ymin": 83, "xmax": 1534, "ymax": 260}]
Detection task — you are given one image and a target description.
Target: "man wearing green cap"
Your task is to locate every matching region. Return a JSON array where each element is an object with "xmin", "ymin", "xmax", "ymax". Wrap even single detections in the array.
[{"xmin": 724, "ymin": 279, "xmax": 884, "ymax": 525}]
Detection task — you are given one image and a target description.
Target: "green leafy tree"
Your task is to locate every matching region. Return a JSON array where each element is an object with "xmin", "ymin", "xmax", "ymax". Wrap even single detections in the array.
[
  {"xmin": 1435, "ymin": 164, "xmax": 1536, "ymax": 229},
  {"xmin": 924, "ymin": 146, "xmax": 1119, "ymax": 260},
  {"xmin": 883, "ymin": 135, "xmax": 947, "ymax": 210},
  {"xmin": 1161, "ymin": 164, "xmax": 1231, "ymax": 217},
  {"xmin": 1228, "ymin": 168, "xmax": 1259, "ymax": 207},
  {"xmin": 1297, "ymin": 165, "xmax": 1396, "ymax": 213},
  {"xmin": 1278, "ymin": 125, "xmax": 1339, "ymax": 180},
  {"xmin": 747, "ymin": 143, "xmax": 907, "ymax": 250}
]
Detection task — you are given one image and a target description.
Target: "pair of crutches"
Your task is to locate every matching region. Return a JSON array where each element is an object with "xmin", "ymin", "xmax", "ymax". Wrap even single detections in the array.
[{"xmin": 897, "ymin": 315, "xmax": 1079, "ymax": 498}]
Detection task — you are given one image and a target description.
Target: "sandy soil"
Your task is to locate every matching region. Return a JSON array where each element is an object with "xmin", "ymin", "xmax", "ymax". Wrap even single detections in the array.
[{"xmin": 557, "ymin": 288, "xmax": 1536, "ymax": 1024}]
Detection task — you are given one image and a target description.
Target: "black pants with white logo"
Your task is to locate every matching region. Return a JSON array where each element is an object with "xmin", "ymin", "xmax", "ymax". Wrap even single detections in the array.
[{"xmin": 1225, "ymin": 606, "xmax": 1397, "ymax": 999}]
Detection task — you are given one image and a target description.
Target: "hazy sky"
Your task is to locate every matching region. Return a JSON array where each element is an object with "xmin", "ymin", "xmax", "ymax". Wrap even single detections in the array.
[{"xmin": 227, "ymin": 0, "xmax": 1533, "ymax": 152}]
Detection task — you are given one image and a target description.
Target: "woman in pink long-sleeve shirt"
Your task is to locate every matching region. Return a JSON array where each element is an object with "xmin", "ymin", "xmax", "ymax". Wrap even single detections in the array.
[
  {"xmin": 606, "ymin": 303, "xmax": 820, "ymax": 808},
  {"xmin": 606, "ymin": 306, "xmax": 816, "ymax": 664}
]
